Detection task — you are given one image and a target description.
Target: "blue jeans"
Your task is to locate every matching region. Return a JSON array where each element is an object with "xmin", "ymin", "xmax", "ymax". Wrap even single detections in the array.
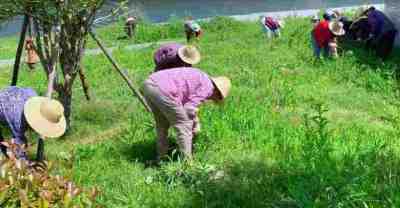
[{"xmin": 311, "ymin": 33, "xmax": 329, "ymax": 58}]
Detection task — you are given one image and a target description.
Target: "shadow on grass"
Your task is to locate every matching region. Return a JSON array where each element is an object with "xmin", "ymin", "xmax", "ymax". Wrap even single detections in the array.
[
  {"xmin": 180, "ymin": 145, "xmax": 400, "ymax": 207},
  {"xmin": 341, "ymin": 40, "xmax": 400, "ymax": 70},
  {"xmin": 120, "ymin": 138, "xmax": 156, "ymax": 164},
  {"xmin": 120, "ymin": 133, "xmax": 181, "ymax": 165},
  {"xmin": 340, "ymin": 40, "xmax": 400, "ymax": 96}
]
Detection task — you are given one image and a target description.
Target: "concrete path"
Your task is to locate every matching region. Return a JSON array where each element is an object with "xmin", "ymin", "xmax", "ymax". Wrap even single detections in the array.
[{"xmin": 0, "ymin": 39, "xmax": 183, "ymax": 68}]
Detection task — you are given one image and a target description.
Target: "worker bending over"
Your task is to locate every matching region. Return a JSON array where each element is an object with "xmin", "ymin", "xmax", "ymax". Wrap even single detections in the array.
[
  {"xmin": 142, "ymin": 68, "xmax": 231, "ymax": 160},
  {"xmin": 0, "ymin": 87, "xmax": 66, "ymax": 161}
]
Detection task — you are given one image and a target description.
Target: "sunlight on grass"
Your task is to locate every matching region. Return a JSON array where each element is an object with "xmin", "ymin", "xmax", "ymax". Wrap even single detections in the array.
[{"xmin": 1, "ymin": 16, "xmax": 400, "ymax": 207}]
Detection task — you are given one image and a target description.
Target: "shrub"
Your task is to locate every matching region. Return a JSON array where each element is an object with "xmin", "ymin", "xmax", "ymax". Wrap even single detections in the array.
[{"xmin": 0, "ymin": 140, "xmax": 100, "ymax": 208}]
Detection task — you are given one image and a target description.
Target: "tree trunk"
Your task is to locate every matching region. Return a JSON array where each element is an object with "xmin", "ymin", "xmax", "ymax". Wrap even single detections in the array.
[{"xmin": 58, "ymin": 82, "xmax": 74, "ymax": 130}]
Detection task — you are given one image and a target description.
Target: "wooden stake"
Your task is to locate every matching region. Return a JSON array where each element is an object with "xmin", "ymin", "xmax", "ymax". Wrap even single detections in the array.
[
  {"xmin": 79, "ymin": 67, "xmax": 91, "ymax": 101},
  {"xmin": 89, "ymin": 30, "xmax": 152, "ymax": 113},
  {"xmin": 36, "ymin": 138, "xmax": 44, "ymax": 161},
  {"xmin": 11, "ymin": 15, "xmax": 29, "ymax": 86}
]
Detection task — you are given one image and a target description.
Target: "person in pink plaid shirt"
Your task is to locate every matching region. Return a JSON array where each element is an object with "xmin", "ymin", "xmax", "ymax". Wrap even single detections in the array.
[{"xmin": 142, "ymin": 67, "xmax": 231, "ymax": 161}]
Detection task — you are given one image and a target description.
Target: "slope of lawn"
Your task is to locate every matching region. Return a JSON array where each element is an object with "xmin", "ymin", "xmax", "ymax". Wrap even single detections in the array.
[{"xmin": 1, "ymin": 16, "xmax": 400, "ymax": 207}]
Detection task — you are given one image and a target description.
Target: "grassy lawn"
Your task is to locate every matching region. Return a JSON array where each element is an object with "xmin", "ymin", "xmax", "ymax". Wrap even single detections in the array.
[{"xmin": 1, "ymin": 16, "xmax": 400, "ymax": 207}]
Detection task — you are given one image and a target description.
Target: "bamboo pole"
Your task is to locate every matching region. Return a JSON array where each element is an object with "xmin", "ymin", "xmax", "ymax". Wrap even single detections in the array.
[
  {"xmin": 89, "ymin": 30, "xmax": 152, "ymax": 113},
  {"xmin": 11, "ymin": 15, "xmax": 29, "ymax": 86},
  {"xmin": 79, "ymin": 67, "xmax": 91, "ymax": 101}
]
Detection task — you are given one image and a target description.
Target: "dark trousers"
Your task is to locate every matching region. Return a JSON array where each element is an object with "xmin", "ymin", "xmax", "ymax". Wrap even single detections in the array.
[
  {"xmin": 368, "ymin": 30, "xmax": 398, "ymax": 59},
  {"xmin": 125, "ymin": 24, "xmax": 136, "ymax": 38},
  {"xmin": 377, "ymin": 30, "xmax": 398, "ymax": 59}
]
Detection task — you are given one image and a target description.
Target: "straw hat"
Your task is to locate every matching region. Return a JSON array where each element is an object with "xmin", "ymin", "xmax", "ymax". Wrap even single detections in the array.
[
  {"xmin": 211, "ymin": 76, "xmax": 231, "ymax": 100},
  {"xmin": 329, "ymin": 21, "xmax": 345, "ymax": 36},
  {"xmin": 177, "ymin": 45, "xmax": 201, "ymax": 65},
  {"xmin": 24, "ymin": 97, "xmax": 66, "ymax": 138}
]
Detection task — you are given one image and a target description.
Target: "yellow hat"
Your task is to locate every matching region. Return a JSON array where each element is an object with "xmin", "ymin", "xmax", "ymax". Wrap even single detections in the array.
[
  {"xmin": 24, "ymin": 97, "xmax": 66, "ymax": 138},
  {"xmin": 211, "ymin": 76, "xmax": 231, "ymax": 100},
  {"xmin": 178, "ymin": 45, "xmax": 201, "ymax": 65}
]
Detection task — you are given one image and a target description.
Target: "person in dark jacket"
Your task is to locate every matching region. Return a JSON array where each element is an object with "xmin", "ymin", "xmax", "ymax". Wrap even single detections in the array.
[
  {"xmin": 364, "ymin": 7, "xmax": 398, "ymax": 59},
  {"xmin": 348, "ymin": 17, "xmax": 370, "ymax": 41}
]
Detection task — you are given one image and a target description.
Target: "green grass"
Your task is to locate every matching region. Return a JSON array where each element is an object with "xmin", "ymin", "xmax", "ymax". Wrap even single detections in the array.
[
  {"xmin": 1, "ymin": 16, "xmax": 400, "ymax": 207},
  {"xmin": 0, "ymin": 35, "xmax": 18, "ymax": 59}
]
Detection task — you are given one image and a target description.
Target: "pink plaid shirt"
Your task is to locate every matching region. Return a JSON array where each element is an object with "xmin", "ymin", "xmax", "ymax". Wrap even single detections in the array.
[{"xmin": 147, "ymin": 67, "xmax": 214, "ymax": 110}]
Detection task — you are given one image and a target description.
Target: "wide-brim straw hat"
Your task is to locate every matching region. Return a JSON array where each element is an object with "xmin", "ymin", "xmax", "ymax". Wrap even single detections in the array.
[
  {"xmin": 329, "ymin": 21, "xmax": 345, "ymax": 36},
  {"xmin": 24, "ymin": 97, "xmax": 66, "ymax": 138},
  {"xmin": 211, "ymin": 76, "xmax": 231, "ymax": 100},
  {"xmin": 177, "ymin": 45, "xmax": 201, "ymax": 65}
]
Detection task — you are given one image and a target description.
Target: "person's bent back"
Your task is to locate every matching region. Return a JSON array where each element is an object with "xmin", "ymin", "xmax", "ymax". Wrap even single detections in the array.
[{"xmin": 142, "ymin": 67, "xmax": 231, "ymax": 161}]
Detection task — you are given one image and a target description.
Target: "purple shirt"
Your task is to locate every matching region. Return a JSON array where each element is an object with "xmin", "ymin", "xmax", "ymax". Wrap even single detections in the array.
[
  {"xmin": 147, "ymin": 67, "xmax": 215, "ymax": 109},
  {"xmin": 0, "ymin": 87, "xmax": 37, "ymax": 145},
  {"xmin": 153, "ymin": 43, "xmax": 190, "ymax": 71},
  {"xmin": 368, "ymin": 10, "xmax": 395, "ymax": 36}
]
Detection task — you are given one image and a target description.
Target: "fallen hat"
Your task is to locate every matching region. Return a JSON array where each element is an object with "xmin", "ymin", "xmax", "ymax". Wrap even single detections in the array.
[
  {"xmin": 329, "ymin": 21, "xmax": 345, "ymax": 36},
  {"xmin": 178, "ymin": 45, "xmax": 201, "ymax": 65},
  {"xmin": 24, "ymin": 97, "xmax": 66, "ymax": 138},
  {"xmin": 211, "ymin": 76, "xmax": 231, "ymax": 100}
]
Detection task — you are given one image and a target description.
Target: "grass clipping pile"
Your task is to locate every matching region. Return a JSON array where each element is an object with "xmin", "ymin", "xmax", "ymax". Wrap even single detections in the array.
[{"xmin": 0, "ymin": 140, "xmax": 100, "ymax": 208}]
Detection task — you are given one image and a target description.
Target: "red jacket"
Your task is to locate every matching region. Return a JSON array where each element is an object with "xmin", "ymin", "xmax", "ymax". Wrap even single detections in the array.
[
  {"xmin": 265, "ymin": 17, "xmax": 280, "ymax": 30},
  {"xmin": 313, "ymin": 20, "xmax": 333, "ymax": 47}
]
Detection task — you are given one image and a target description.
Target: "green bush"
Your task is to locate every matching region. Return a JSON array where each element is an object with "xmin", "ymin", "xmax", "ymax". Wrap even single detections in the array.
[{"xmin": 0, "ymin": 140, "xmax": 100, "ymax": 208}]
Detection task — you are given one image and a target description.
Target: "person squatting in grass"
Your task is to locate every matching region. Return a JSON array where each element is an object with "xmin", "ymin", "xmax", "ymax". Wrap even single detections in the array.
[
  {"xmin": 260, "ymin": 16, "xmax": 282, "ymax": 39},
  {"xmin": 0, "ymin": 86, "xmax": 66, "ymax": 161},
  {"xmin": 142, "ymin": 68, "xmax": 231, "ymax": 160},
  {"xmin": 363, "ymin": 6, "xmax": 398, "ymax": 59},
  {"xmin": 184, "ymin": 16, "xmax": 202, "ymax": 43},
  {"xmin": 311, "ymin": 18, "xmax": 345, "ymax": 59},
  {"xmin": 153, "ymin": 43, "xmax": 201, "ymax": 71}
]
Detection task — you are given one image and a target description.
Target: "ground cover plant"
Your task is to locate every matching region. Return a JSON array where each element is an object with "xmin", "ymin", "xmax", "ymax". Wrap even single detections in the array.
[
  {"xmin": 1, "ymin": 16, "xmax": 400, "ymax": 207},
  {"xmin": 0, "ymin": 141, "xmax": 100, "ymax": 207}
]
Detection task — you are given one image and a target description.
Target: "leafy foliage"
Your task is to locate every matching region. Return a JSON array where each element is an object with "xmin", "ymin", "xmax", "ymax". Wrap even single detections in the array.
[
  {"xmin": 0, "ymin": 0, "xmax": 105, "ymax": 22},
  {"xmin": 0, "ymin": 140, "xmax": 100, "ymax": 207},
  {"xmin": 0, "ymin": 0, "xmax": 130, "ymax": 127}
]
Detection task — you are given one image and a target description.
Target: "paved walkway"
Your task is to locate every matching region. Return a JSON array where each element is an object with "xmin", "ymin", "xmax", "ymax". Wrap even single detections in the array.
[{"xmin": 0, "ymin": 39, "xmax": 183, "ymax": 68}]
